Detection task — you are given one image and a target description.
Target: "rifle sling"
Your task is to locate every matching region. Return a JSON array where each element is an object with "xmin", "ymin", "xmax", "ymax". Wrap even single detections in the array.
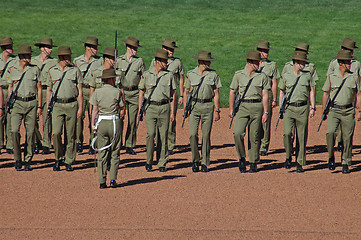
[
  {"xmin": 328, "ymin": 76, "xmax": 348, "ymax": 108},
  {"xmin": 82, "ymin": 60, "xmax": 95, "ymax": 79},
  {"xmin": 189, "ymin": 75, "xmax": 207, "ymax": 103},
  {"xmin": 52, "ymin": 71, "xmax": 69, "ymax": 102},
  {"xmin": 284, "ymin": 74, "xmax": 302, "ymax": 105},
  {"xmin": 142, "ymin": 75, "xmax": 163, "ymax": 112},
  {"xmin": 239, "ymin": 76, "xmax": 256, "ymax": 102},
  {"xmin": 1, "ymin": 58, "xmax": 14, "ymax": 78}
]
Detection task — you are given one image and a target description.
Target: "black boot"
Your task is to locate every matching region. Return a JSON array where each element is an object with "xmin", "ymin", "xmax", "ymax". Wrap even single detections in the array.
[
  {"xmin": 15, "ymin": 161, "xmax": 22, "ymax": 170},
  {"xmin": 24, "ymin": 162, "xmax": 32, "ymax": 171},
  {"xmin": 42, "ymin": 146, "xmax": 51, "ymax": 155},
  {"xmin": 296, "ymin": 163, "xmax": 304, "ymax": 173},
  {"xmin": 192, "ymin": 162, "xmax": 200, "ymax": 172},
  {"xmin": 328, "ymin": 156, "xmax": 335, "ymax": 170},
  {"xmin": 239, "ymin": 158, "xmax": 246, "ymax": 173},
  {"xmin": 76, "ymin": 143, "xmax": 83, "ymax": 153},
  {"xmin": 284, "ymin": 158, "xmax": 292, "ymax": 169},
  {"xmin": 53, "ymin": 161, "xmax": 60, "ymax": 171},
  {"xmin": 342, "ymin": 164, "xmax": 350, "ymax": 174},
  {"xmin": 249, "ymin": 163, "xmax": 257, "ymax": 173}
]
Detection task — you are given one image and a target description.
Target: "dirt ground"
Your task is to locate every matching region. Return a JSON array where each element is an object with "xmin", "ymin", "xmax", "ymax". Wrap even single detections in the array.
[{"xmin": 1, "ymin": 107, "xmax": 361, "ymax": 239}]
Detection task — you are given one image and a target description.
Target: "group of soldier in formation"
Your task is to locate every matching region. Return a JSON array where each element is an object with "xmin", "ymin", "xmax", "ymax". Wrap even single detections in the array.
[{"xmin": 0, "ymin": 35, "xmax": 359, "ymax": 189}]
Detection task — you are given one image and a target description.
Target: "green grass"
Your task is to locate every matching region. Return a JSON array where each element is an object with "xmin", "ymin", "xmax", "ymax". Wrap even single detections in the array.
[{"xmin": 2, "ymin": 0, "xmax": 361, "ymax": 106}]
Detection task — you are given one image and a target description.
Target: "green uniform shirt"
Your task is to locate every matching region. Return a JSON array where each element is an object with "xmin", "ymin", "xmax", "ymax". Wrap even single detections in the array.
[
  {"xmin": 322, "ymin": 70, "xmax": 361, "ymax": 106},
  {"xmin": 279, "ymin": 67, "xmax": 315, "ymax": 103},
  {"xmin": 116, "ymin": 55, "xmax": 145, "ymax": 88},
  {"xmin": 139, "ymin": 68, "xmax": 176, "ymax": 102},
  {"xmin": 31, "ymin": 55, "xmax": 58, "ymax": 85},
  {"xmin": 185, "ymin": 67, "xmax": 222, "ymax": 99},
  {"xmin": 7, "ymin": 62, "xmax": 40, "ymax": 98},
  {"xmin": 73, "ymin": 54, "xmax": 101, "ymax": 86},
  {"xmin": 259, "ymin": 59, "xmax": 280, "ymax": 80},
  {"xmin": 230, "ymin": 67, "xmax": 270, "ymax": 99},
  {"xmin": 327, "ymin": 59, "xmax": 361, "ymax": 77},
  {"xmin": 0, "ymin": 54, "xmax": 17, "ymax": 87},
  {"xmin": 89, "ymin": 84, "xmax": 124, "ymax": 115},
  {"xmin": 149, "ymin": 57, "xmax": 185, "ymax": 84},
  {"xmin": 46, "ymin": 63, "xmax": 83, "ymax": 99},
  {"xmin": 283, "ymin": 61, "xmax": 318, "ymax": 82}
]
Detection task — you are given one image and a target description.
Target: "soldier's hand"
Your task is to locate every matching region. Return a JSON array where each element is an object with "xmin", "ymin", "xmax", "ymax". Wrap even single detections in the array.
[
  {"xmin": 228, "ymin": 109, "xmax": 233, "ymax": 118},
  {"xmin": 77, "ymin": 108, "xmax": 83, "ymax": 118},
  {"xmin": 93, "ymin": 127, "xmax": 97, "ymax": 134},
  {"xmin": 214, "ymin": 111, "xmax": 220, "ymax": 121},
  {"xmin": 170, "ymin": 114, "xmax": 175, "ymax": 122},
  {"xmin": 0, "ymin": 109, "xmax": 3, "ymax": 117},
  {"xmin": 37, "ymin": 108, "xmax": 42, "ymax": 117},
  {"xmin": 178, "ymin": 97, "xmax": 183, "ymax": 105},
  {"xmin": 120, "ymin": 109, "xmax": 125, "ymax": 118},
  {"xmin": 356, "ymin": 111, "xmax": 361, "ymax": 121},
  {"xmin": 272, "ymin": 101, "xmax": 277, "ymax": 108},
  {"xmin": 262, "ymin": 113, "xmax": 268, "ymax": 123},
  {"xmin": 309, "ymin": 109, "xmax": 315, "ymax": 118}
]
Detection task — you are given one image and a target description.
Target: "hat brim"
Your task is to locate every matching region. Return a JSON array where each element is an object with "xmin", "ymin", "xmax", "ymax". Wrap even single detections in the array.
[
  {"xmin": 291, "ymin": 45, "xmax": 311, "ymax": 53},
  {"xmin": 242, "ymin": 56, "xmax": 260, "ymax": 61},
  {"xmin": 337, "ymin": 41, "xmax": 359, "ymax": 50},
  {"xmin": 0, "ymin": 43, "xmax": 13, "ymax": 46},
  {"xmin": 160, "ymin": 42, "xmax": 178, "ymax": 49},
  {"xmin": 255, "ymin": 45, "xmax": 272, "ymax": 50},
  {"xmin": 153, "ymin": 54, "xmax": 168, "ymax": 60},
  {"xmin": 290, "ymin": 56, "xmax": 310, "ymax": 62},
  {"xmin": 333, "ymin": 56, "xmax": 353, "ymax": 61},
  {"xmin": 82, "ymin": 41, "xmax": 101, "ymax": 47},
  {"xmin": 122, "ymin": 40, "xmax": 143, "ymax": 48},
  {"xmin": 102, "ymin": 53, "xmax": 115, "ymax": 58},
  {"xmin": 34, "ymin": 43, "xmax": 58, "ymax": 47},
  {"xmin": 192, "ymin": 56, "xmax": 216, "ymax": 61}
]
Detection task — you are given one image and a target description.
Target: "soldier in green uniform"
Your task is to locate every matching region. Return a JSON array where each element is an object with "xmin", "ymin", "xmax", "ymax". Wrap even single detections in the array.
[
  {"xmin": 149, "ymin": 38, "xmax": 185, "ymax": 155},
  {"xmin": 74, "ymin": 36, "xmax": 101, "ymax": 154},
  {"xmin": 254, "ymin": 40, "xmax": 280, "ymax": 156},
  {"xmin": 138, "ymin": 49, "xmax": 176, "ymax": 172},
  {"xmin": 184, "ymin": 50, "xmax": 221, "ymax": 172},
  {"xmin": 279, "ymin": 51, "xmax": 316, "ymax": 172},
  {"xmin": 117, "ymin": 36, "xmax": 145, "ymax": 155},
  {"xmin": 46, "ymin": 46, "xmax": 83, "ymax": 171},
  {"xmin": 322, "ymin": 50, "xmax": 361, "ymax": 174},
  {"xmin": 326, "ymin": 38, "xmax": 360, "ymax": 152},
  {"xmin": 6, "ymin": 45, "xmax": 41, "ymax": 171},
  {"xmin": 32, "ymin": 38, "xmax": 58, "ymax": 155},
  {"xmin": 0, "ymin": 36, "xmax": 16, "ymax": 154},
  {"xmin": 229, "ymin": 50, "xmax": 269, "ymax": 173},
  {"xmin": 90, "ymin": 68, "xmax": 125, "ymax": 189}
]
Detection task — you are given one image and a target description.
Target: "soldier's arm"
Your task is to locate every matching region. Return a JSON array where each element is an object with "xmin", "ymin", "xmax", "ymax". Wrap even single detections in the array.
[
  {"xmin": 37, "ymin": 81, "xmax": 42, "ymax": 117},
  {"xmin": 262, "ymin": 89, "xmax": 269, "ymax": 123},
  {"xmin": 272, "ymin": 78, "xmax": 278, "ymax": 107},
  {"xmin": 170, "ymin": 89, "xmax": 176, "ymax": 122},
  {"xmin": 178, "ymin": 74, "xmax": 185, "ymax": 105},
  {"xmin": 0, "ymin": 86, "xmax": 3, "ymax": 117},
  {"xmin": 322, "ymin": 91, "xmax": 330, "ymax": 111},
  {"xmin": 92, "ymin": 105, "xmax": 98, "ymax": 132},
  {"xmin": 278, "ymin": 89, "xmax": 284, "ymax": 108},
  {"xmin": 309, "ymin": 85, "xmax": 316, "ymax": 118},
  {"xmin": 229, "ymin": 89, "xmax": 237, "ymax": 118},
  {"xmin": 213, "ymin": 88, "xmax": 220, "ymax": 121},
  {"xmin": 77, "ymin": 83, "xmax": 84, "ymax": 117}
]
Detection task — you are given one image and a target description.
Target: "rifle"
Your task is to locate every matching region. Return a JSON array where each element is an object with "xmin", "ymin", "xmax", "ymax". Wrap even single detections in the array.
[
  {"xmin": 229, "ymin": 93, "xmax": 241, "ymax": 129},
  {"xmin": 114, "ymin": 30, "xmax": 117, "ymax": 72},
  {"xmin": 44, "ymin": 71, "xmax": 68, "ymax": 125},
  {"xmin": 3, "ymin": 71, "xmax": 27, "ymax": 124}
]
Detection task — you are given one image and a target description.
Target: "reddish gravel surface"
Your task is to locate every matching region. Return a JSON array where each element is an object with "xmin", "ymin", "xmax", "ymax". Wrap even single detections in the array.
[{"xmin": 1, "ymin": 107, "xmax": 361, "ymax": 239}]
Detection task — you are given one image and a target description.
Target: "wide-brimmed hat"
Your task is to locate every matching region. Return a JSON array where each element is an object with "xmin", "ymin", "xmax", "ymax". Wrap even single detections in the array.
[
  {"xmin": 82, "ymin": 36, "xmax": 100, "ymax": 46},
  {"xmin": 293, "ymin": 42, "xmax": 310, "ymax": 53},
  {"xmin": 122, "ymin": 36, "xmax": 142, "ymax": 48},
  {"xmin": 334, "ymin": 49, "xmax": 353, "ymax": 61},
  {"xmin": 16, "ymin": 45, "xmax": 32, "ymax": 55},
  {"xmin": 160, "ymin": 38, "xmax": 178, "ymax": 49},
  {"xmin": 34, "ymin": 38, "xmax": 57, "ymax": 47},
  {"xmin": 192, "ymin": 50, "xmax": 216, "ymax": 61},
  {"xmin": 0, "ymin": 36, "xmax": 13, "ymax": 46},
  {"xmin": 153, "ymin": 49, "xmax": 168, "ymax": 60},
  {"xmin": 291, "ymin": 50, "xmax": 310, "ymax": 62},
  {"xmin": 96, "ymin": 68, "xmax": 118, "ymax": 80},
  {"xmin": 57, "ymin": 46, "xmax": 72, "ymax": 56},
  {"xmin": 243, "ymin": 50, "xmax": 261, "ymax": 61},
  {"xmin": 102, "ymin": 47, "xmax": 116, "ymax": 58},
  {"xmin": 255, "ymin": 40, "xmax": 271, "ymax": 50},
  {"xmin": 338, "ymin": 37, "xmax": 359, "ymax": 50}
]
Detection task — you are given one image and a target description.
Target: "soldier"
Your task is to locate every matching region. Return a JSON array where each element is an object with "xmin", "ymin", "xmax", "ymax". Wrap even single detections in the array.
[
  {"xmin": 254, "ymin": 40, "xmax": 280, "ymax": 157},
  {"xmin": 0, "ymin": 36, "xmax": 16, "ymax": 154},
  {"xmin": 280, "ymin": 51, "xmax": 316, "ymax": 173},
  {"xmin": 117, "ymin": 36, "xmax": 145, "ymax": 155},
  {"xmin": 6, "ymin": 45, "xmax": 41, "ymax": 171},
  {"xmin": 184, "ymin": 50, "xmax": 221, "ymax": 172},
  {"xmin": 74, "ymin": 36, "xmax": 101, "ymax": 154},
  {"xmin": 138, "ymin": 49, "xmax": 176, "ymax": 172},
  {"xmin": 32, "ymin": 38, "xmax": 58, "ymax": 155},
  {"xmin": 229, "ymin": 50, "xmax": 269, "ymax": 173},
  {"xmin": 149, "ymin": 38, "xmax": 185, "ymax": 155},
  {"xmin": 46, "ymin": 46, "xmax": 83, "ymax": 171},
  {"xmin": 90, "ymin": 68, "xmax": 125, "ymax": 189},
  {"xmin": 322, "ymin": 50, "xmax": 361, "ymax": 174}
]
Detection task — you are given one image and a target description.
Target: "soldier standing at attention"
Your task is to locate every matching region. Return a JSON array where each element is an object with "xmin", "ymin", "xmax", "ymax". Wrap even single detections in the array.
[
  {"xmin": 90, "ymin": 68, "xmax": 125, "ymax": 189},
  {"xmin": 149, "ymin": 38, "xmax": 185, "ymax": 155},
  {"xmin": 46, "ymin": 46, "xmax": 83, "ymax": 171},
  {"xmin": 117, "ymin": 37, "xmax": 145, "ymax": 155},
  {"xmin": 229, "ymin": 50, "xmax": 269, "ymax": 173},
  {"xmin": 6, "ymin": 45, "xmax": 41, "ymax": 171},
  {"xmin": 255, "ymin": 40, "xmax": 280, "ymax": 157},
  {"xmin": 138, "ymin": 49, "xmax": 176, "ymax": 172},
  {"xmin": 0, "ymin": 36, "xmax": 16, "ymax": 154},
  {"xmin": 184, "ymin": 50, "xmax": 221, "ymax": 173},
  {"xmin": 280, "ymin": 51, "xmax": 316, "ymax": 173},
  {"xmin": 32, "ymin": 38, "xmax": 58, "ymax": 155},
  {"xmin": 323, "ymin": 50, "xmax": 361, "ymax": 174},
  {"xmin": 74, "ymin": 36, "xmax": 101, "ymax": 154}
]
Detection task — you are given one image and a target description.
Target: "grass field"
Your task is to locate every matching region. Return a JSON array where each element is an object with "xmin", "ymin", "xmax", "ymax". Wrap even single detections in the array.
[{"xmin": 2, "ymin": 0, "xmax": 361, "ymax": 106}]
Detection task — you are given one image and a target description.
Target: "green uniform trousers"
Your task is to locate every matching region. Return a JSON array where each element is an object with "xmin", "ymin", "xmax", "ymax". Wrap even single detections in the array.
[
  {"xmin": 234, "ymin": 102, "xmax": 262, "ymax": 163},
  {"xmin": 124, "ymin": 90, "xmax": 139, "ymax": 148},
  {"xmin": 326, "ymin": 107, "xmax": 355, "ymax": 165},
  {"xmin": 11, "ymin": 99, "xmax": 37, "ymax": 163},
  {"xmin": 34, "ymin": 88, "xmax": 52, "ymax": 148},
  {"xmin": 145, "ymin": 103, "xmax": 170, "ymax": 167},
  {"xmin": 76, "ymin": 87, "xmax": 90, "ymax": 145},
  {"xmin": 96, "ymin": 118, "xmax": 121, "ymax": 184},
  {"xmin": 260, "ymin": 99, "xmax": 273, "ymax": 152},
  {"xmin": 189, "ymin": 101, "xmax": 214, "ymax": 166},
  {"xmin": 52, "ymin": 101, "xmax": 78, "ymax": 164},
  {"xmin": 0, "ymin": 88, "xmax": 13, "ymax": 149},
  {"xmin": 283, "ymin": 105, "xmax": 309, "ymax": 165}
]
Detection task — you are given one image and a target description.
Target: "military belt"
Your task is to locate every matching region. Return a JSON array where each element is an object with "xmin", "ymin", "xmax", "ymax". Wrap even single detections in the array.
[
  {"xmin": 194, "ymin": 98, "xmax": 213, "ymax": 103},
  {"xmin": 241, "ymin": 99, "xmax": 261, "ymax": 103},
  {"xmin": 55, "ymin": 97, "xmax": 77, "ymax": 103},
  {"xmin": 332, "ymin": 103, "xmax": 353, "ymax": 110},
  {"xmin": 123, "ymin": 86, "xmax": 138, "ymax": 91},
  {"xmin": 149, "ymin": 99, "xmax": 170, "ymax": 106},
  {"xmin": 15, "ymin": 96, "xmax": 36, "ymax": 102},
  {"xmin": 288, "ymin": 101, "xmax": 307, "ymax": 107}
]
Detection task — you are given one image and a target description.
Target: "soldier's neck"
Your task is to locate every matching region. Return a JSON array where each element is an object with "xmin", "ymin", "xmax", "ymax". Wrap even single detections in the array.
[
  {"xmin": 84, "ymin": 51, "xmax": 93, "ymax": 62},
  {"xmin": 292, "ymin": 65, "xmax": 300, "ymax": 76},
  {"xmin": 19, "ymin": 60, "xmax": 28, "ymax": 71},
  {"xmin": 198, "ymin": 65, "xmax": 207, "ymax": 76},
  {"xmin": 246, "ymin": 65, "xmax": 256, "ymax": 77},
  {"xmin": 2, "ymin": 51, "xmax": 10, "ymax": 62},
  {"xmin": 126, "ymin": 52, "xmax": 133, "ymax": 62},
  {"xmin": 40, "ymin": 53, "xmax": 50, "ymax": 63},
  {"xmin": 155, "ymin": 64, "xmax": 163, "ymax": 76},
  {"xmin": 59, "ymin": 61, "xmax": 69, "ymax": 71},
  {"xmin": 339, "ymin": 66, "xmax": 348, "ymax": 78}
]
